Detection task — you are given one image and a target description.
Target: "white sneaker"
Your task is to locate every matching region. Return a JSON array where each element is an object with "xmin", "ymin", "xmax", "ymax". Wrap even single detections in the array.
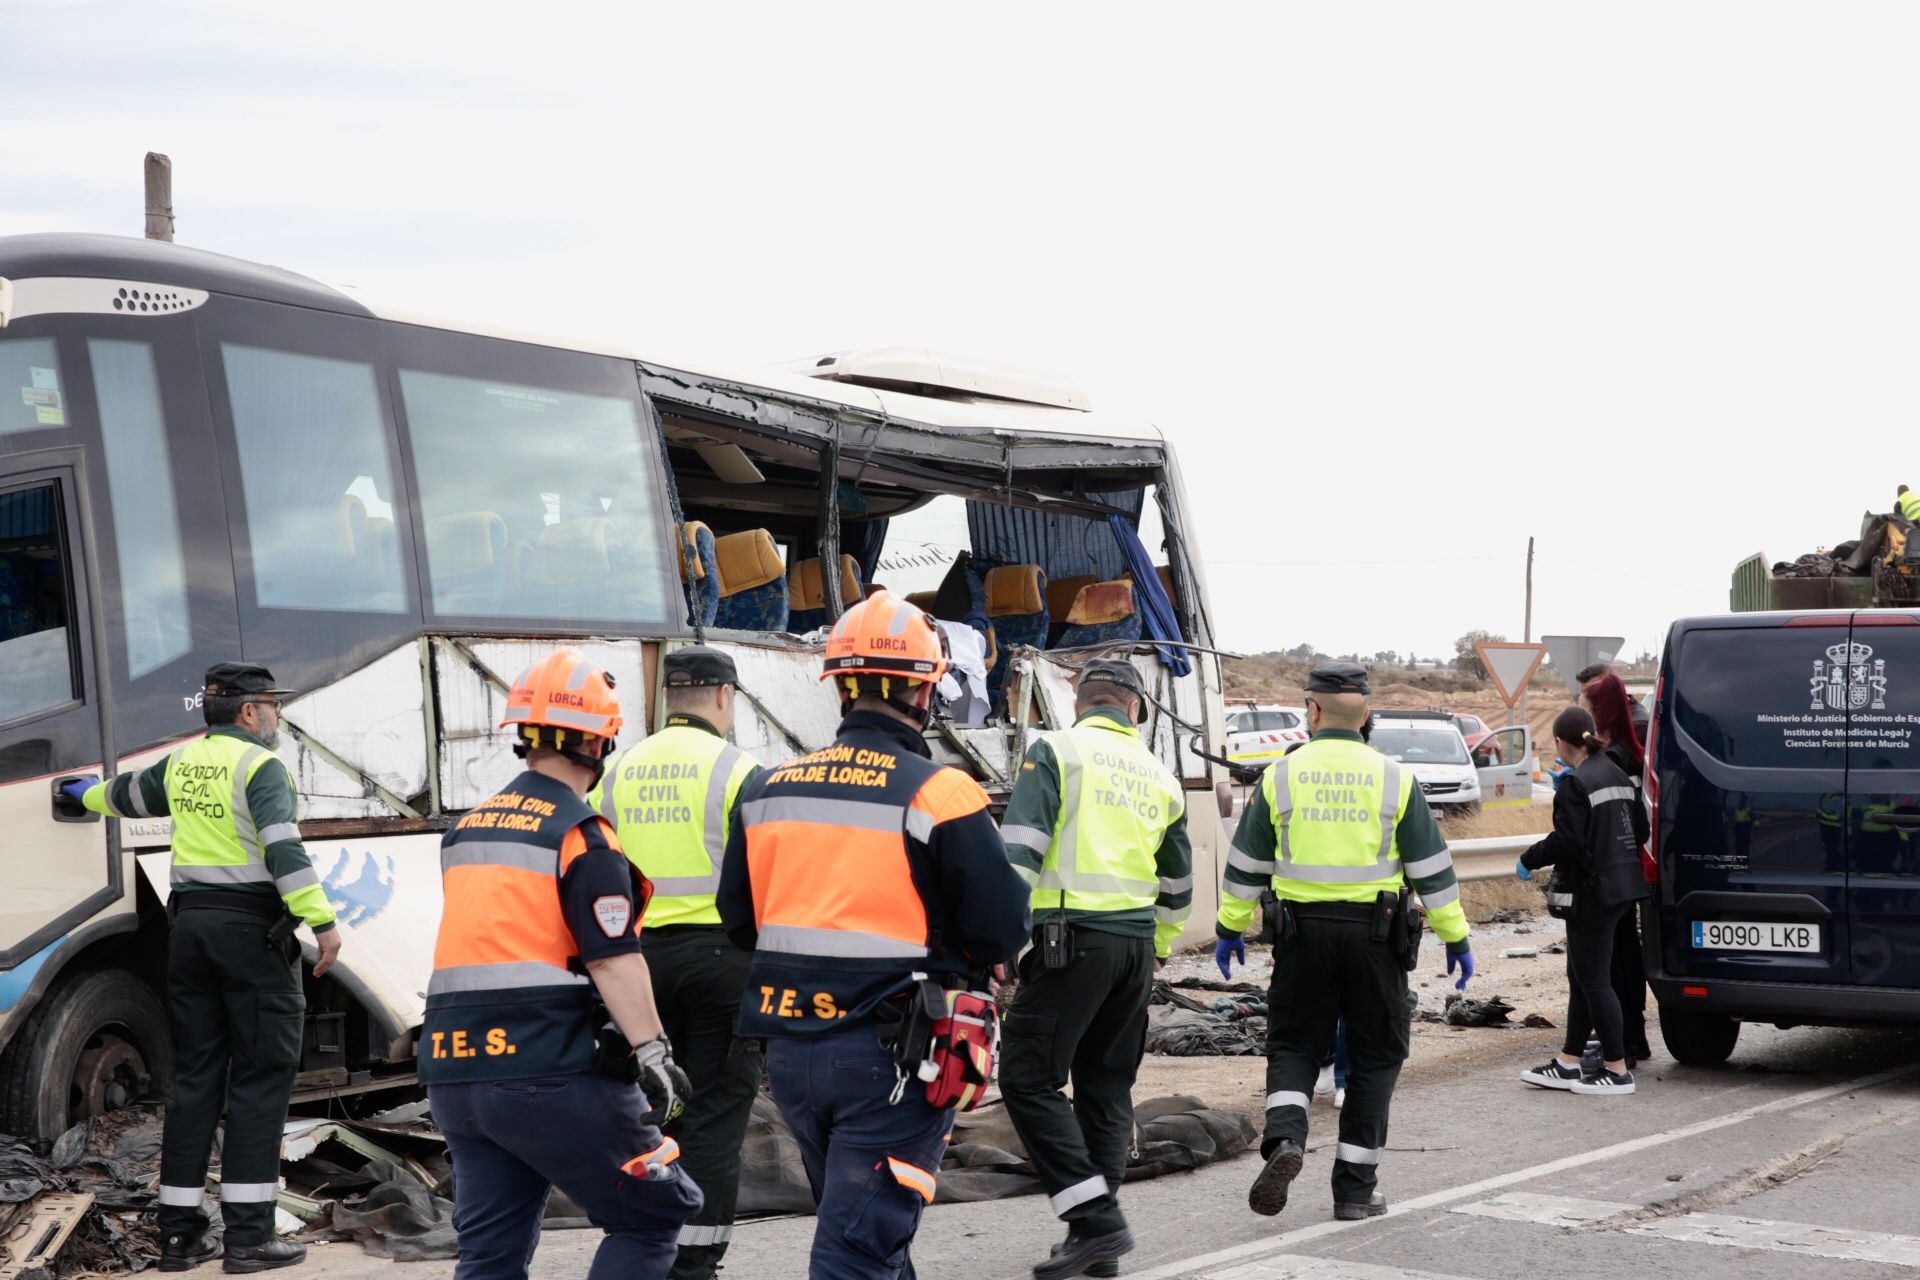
[
  {"xmin": 1314, "ymin": 1064, "xmax": 1335, "ymax": 1096},
  {"xmin": 1570, "ymin": 1068, "xmax": 1637, "ymax": 1096},
  {"xmin": 1333, "ymin": 1087, "xmax": 1346, "ymax": 1109}
]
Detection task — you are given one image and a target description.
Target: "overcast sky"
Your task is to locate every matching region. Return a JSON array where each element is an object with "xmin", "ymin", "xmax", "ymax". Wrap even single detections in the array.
[{"xmin": 5, "ymin": 2, "xmax": 1911, "ymax": 663}]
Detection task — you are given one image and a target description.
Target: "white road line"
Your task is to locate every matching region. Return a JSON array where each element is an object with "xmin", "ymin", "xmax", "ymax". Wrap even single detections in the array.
[
  {"xmin": 1207, "ymin": 1257, "xmax": 1477, "ymax": 1280},
  {"xmin": 1455, "ymin": 1191, "xmax": 1626, "ymax": 1226},
  {"xmin": 1633, "ymin": 1213, "xmax": 1920, "ymax": 1268},
  {"xmin": 1128, "ymin": 1060, "xmax": 1920, "ymax": 1280},
  {"xmin": 1454, "ymin": 1192, "xmax": 1920, "ymax": 1268}
]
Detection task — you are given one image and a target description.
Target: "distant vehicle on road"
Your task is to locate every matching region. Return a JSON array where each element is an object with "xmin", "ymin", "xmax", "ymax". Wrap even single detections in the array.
[
  {"xmin": 1368, "ymin": 712, "xmax": 1482, "ymax": 811},
  {"xmin": 1450, "ymin": 711, "xmax": 1492, "ymax": 748},
  {"xmin": 1650, "ymin": 610, "xmax": 1920, "ymax": 1067},
  {"xmin": 1226, "ymin": 703, "xmax": 1307, "ymax": 770}
]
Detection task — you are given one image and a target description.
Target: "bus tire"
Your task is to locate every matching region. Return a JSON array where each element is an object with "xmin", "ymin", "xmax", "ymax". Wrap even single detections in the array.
[
  {"xmin": 0, "ymin": 968, "xmax": 172, "ymax": 1143},
  {"xmin": 1657, "ymin": 1002, "xmax": 1740, "ymax": 1066}
]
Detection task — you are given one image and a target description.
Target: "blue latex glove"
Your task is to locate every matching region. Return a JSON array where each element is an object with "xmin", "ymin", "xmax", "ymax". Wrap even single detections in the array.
[
  {"xmin": 1514, "ymin": 858, "xmax": 1532, "ymax": 881},
  {"xmin": 1548, "ymin": 758, "xmax": 1572, "ymax": 791},
  {"xmin": 58, "ymin": 778, "xmax": 96, "ymax": 805},
  {"xmin": 1214, "ymin": 936, "xmax": 1245, "ymax": 980},
  {"xmin": 1447, "ymin": 946, "xmax": 1475, "ymax": 991}
]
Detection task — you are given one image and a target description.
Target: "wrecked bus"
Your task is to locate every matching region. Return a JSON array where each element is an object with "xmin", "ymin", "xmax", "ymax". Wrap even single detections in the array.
[{"xmin": 0, "ymin": 233, "xmax": 1234, "ymax": 1140}]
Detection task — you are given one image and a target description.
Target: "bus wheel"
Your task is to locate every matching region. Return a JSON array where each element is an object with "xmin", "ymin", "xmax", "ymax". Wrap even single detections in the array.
[
  {"xmin": 0, "ymin": 968, "xmax": 172, "ymax": 1142},
  {"xmin": 1658, "ymin": 1002, "xmax": 1740, "ymax": 1066}
]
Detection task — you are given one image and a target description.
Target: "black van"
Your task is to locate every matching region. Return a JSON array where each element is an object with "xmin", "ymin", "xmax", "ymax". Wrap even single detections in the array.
[{"xmin": 1650, "ymin": 610, "xmax": 1920, "ymax": 1063}]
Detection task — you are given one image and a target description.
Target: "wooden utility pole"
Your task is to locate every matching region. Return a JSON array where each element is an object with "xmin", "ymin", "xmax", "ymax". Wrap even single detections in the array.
[
  {"xmin": 1517, "ymin": 535, "xmax": 1535, "ymax": 729},
  {"xmin": 144, "ymin": 153, "xmax": 174, "ymax": 241},
  {"xmin": 1524, "ymin": 535, "xmax": 1534, "ymax": 642}
]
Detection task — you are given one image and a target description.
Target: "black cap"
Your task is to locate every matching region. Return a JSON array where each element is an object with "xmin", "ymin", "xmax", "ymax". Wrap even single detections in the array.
[
  {"xmin": 1304, "ymin": 661, "xmax": 1371, "ymax": 696},
  {"xmin": 1079, "ymin": 658, "xmax": 1147, "ymax": 698},
  {"xmin": 204, "ymin": 661, "xmax": 294, "ymax": 698},
  {"xmin": 663, "ymin": 645, "xmax": 737, "ymax": 688}
]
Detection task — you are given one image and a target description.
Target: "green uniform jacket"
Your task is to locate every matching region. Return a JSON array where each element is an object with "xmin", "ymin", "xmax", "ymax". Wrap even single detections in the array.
[
  {"xmin": 1219, "ymin": 728, "xmax": 1469, "ymax": 952},
  {"xmin": 82, "ymin": 724, "xmax": 336, "ymax": 932},
  {"xmin": 1002, "ymin": 707, "xmax": 1194, "ymax": 959}
]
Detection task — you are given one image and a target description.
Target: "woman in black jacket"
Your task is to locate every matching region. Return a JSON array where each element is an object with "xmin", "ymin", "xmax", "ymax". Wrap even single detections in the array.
[
  {"xmin": 1516, "ymin": 707, "xmax": 1651, "ymax": 1096},
  {"xmin": 1582, "ymin": 670, "xmax": 1652, "ymax": 1063}
]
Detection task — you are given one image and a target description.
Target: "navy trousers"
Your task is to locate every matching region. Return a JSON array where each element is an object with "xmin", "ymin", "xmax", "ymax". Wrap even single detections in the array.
[
  {"xmin": 766, "ymin": 1029, "xmax": 953, "ymax": 1280},
  {"xmin": 431, "ymin": 1073, "xmax": 703, "ymax": 1280}
]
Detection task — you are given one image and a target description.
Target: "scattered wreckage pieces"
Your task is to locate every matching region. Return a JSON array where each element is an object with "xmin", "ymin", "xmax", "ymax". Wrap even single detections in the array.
[
  {"xmin": 1415, "ymin": 993, "xmax": 1518, "ymax": 1028},
  {"xmin": 0, "ymin": 1193, "xmax": 93, "ymax": 1280}
]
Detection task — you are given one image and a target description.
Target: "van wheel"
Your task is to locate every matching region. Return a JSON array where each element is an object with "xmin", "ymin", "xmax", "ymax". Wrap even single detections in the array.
[
  {"xmin": 0, "ymin": 968, "xmax": 172, "ymax": 1142},
  {"xmin": 1658, "ymin": 1003, "xmax": 1740, "ymax": 1066}
]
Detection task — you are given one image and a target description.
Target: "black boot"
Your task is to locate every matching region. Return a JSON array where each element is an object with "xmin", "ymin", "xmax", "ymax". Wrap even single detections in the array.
[
  {"xmin": 1049, "ymin": 1233, "xmax": 1120, "ymax": 1277},
  {"xmin": 160, "ymin": 1232, "xmax": 221, "ymax": 1272},
  {"xmin": 1035, "ymin": 1227, "xmax": 1133, "ymax": 1280},
  {"xmin": 223, "ymin": 1240, "xmax": 306, "ymax": 1273},
  {"xmin": 1334, "ymin": 1192, "xmax": 1387, "ymax": 1220},
  {"xmin": 1248, "ymin": 1139, "xmax": 1304, "ymax": 1217}
]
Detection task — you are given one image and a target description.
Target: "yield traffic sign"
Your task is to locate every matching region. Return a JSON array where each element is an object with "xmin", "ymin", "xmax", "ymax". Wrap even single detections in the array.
[{"xmin": 1475, "ymin": 642, "xmax": 1547, "ymax": 707}]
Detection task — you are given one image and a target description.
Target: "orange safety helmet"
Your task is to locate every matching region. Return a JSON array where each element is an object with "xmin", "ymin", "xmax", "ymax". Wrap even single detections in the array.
[
  {"xmin": 821, "ymin": 590, "xmax": 949, "ymax": 684},
  {"xmin": 501, "ymin": 648, "xmax": 624, "ymax": 743}
]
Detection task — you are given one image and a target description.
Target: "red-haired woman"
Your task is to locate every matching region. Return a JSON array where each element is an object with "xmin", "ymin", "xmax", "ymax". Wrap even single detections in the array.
[{"xmin": 1582, "ymin": 671, "xmax": 1652, "ymax": 1064}]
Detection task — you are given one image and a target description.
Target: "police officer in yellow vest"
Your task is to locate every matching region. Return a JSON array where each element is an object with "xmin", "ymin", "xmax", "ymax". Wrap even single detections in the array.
[
  {"xmin": 588, "ymin": 646, "xmax": 762, "ymax": 1280},
  {"xmin": 65, "ymin": 663, "xmax": 338, "ymax": 1273},
  {"xmin": 1216, "ymin": 662, "xmax": 1473, "ymax": 1223},
  {"xmin": 1898, "ymin": 484, "xmax": 1920, "ymax": 524},
  {"xmin": 999, "ymin": 659, "xmax": 1192, "ymax": 1280}
]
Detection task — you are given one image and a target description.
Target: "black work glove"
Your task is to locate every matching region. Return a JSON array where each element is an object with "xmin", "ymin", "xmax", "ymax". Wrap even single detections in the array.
[{"xmin": 633, "ymin": 1036, "xmax": 692, "ymax": 1126}]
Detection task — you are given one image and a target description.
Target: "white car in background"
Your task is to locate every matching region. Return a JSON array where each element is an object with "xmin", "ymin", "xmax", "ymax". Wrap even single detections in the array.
[
  {"xmin": 1367, "ymin": 712, "xmax": 1483, "ymax": 812},
  {"xmin": 1226, "ymin": 703, "xmax": 1309, "ymax": 771}
]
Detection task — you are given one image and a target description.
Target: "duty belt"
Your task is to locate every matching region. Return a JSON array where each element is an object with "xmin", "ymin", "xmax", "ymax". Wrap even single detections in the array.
[
  {"xmin": 1287, "ymin": 903, "xmax": 1375, "ymax": 924},
  {"xmin": 168, "ymin": 890, "xmax": 282, "ymax": 922}
]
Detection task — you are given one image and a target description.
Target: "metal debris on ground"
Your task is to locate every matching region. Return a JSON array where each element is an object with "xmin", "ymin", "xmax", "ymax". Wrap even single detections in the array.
[
  {"xmin": 1499, "ymin": 948, "xmax": 1539, "ymax": 959},
  {"xmin": 1522, "ymin": 1013, "xmax": 1556, "ymax": 1029},
  {"xmin": 0, "ymin": 1112, "xmax": 170, "ymax": 1276}
]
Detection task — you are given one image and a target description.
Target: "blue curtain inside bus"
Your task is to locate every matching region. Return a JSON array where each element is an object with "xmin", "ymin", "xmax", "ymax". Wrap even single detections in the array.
[
  {"xmin": 964, "ymin": 490, "xmax": 1143, "ymax": 584},
  {"xmin": 1108, "ymin": 514, "xmax": 1191, "ymax": 675}
]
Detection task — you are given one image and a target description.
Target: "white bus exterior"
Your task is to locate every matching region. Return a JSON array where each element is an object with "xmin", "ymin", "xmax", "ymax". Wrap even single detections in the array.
[{"xmin": 0, "ymin": 233, "xmax": 1232, "ymax": 1139}]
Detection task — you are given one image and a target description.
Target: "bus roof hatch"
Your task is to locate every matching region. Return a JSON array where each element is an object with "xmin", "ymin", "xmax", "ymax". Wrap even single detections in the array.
[{"xmin": 790, "ymin": 345, "xmax": 1091, "ymax": 412}]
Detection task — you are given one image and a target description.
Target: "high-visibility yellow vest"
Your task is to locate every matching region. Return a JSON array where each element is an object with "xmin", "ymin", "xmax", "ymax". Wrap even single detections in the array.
[
  {"xmin": 166, "ymin": 735, "xmax": 305, "ymax": 891},
  {"xmin": 1262, "ymin": 734, "xmax": 1414, "ymax": 904},
  {"xmin": 1031, "ymin": 718, "xmax": 1184, "ymax": 915},
  {"xmin": 592, "ymin": 725, "xmax": 756, "ymax": 927},
  {"xmin": 1900, "ymin": 491, "xmax": 1920, "ymax": 523}
]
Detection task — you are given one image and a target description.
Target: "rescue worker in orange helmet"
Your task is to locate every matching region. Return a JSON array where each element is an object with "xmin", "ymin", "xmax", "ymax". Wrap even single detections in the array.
[
  {"xmin": 716, "ymin": 592, "xmax": 1030, "ymax": 1280},
  {"xmin": 423, "ymin": 650, "xmax": 702, "ymax": 1280}
]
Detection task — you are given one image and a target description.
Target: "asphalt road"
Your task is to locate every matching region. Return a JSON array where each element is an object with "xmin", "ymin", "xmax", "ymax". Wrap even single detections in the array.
[{"xmin": 306, "ymin": 1016, "xmax": 1920, "ymax": 1280}]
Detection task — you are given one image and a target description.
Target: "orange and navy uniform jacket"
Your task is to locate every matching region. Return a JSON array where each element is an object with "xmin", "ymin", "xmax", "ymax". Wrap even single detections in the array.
[
  {"xmin": 421, "ymin": 770, "xmax": 650, "ymax": 1084},
  {"xmin": 716, "ymin": 710, "xmax": 1030, "ymax": 1037}
]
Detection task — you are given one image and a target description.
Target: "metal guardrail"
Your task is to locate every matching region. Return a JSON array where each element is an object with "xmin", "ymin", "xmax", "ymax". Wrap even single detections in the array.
[{"xmin": 1449, "ymin": 834, "xmax": 1536, "ymax": 882}]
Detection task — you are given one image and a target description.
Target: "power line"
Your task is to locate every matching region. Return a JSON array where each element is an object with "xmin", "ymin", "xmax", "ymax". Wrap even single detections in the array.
[{"xmin": 1535, "ymin": 552, "xmax": 1716, "ymax": 593}]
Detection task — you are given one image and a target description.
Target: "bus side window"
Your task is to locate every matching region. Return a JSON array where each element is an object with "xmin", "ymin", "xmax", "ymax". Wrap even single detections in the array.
[
  {"xmin": 219, "ymin": 344, "xmax": 408, "ymax": 614},
  {"xmin": 0, "ymin": 483, "xmax": 76, "ymax": 723},
  {"xmin": 88, "ymin": 340, "xmax": 193, "ymax": 677},
  {"xmin": 398, "ymin": 365, "xmax": 676, "ymax": 628}
]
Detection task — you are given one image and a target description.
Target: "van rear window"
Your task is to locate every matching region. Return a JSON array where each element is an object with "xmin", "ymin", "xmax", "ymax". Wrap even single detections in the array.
[{"xmin": 1674, "ymin": 627, "xmax": 1846, "ymax": 768}]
